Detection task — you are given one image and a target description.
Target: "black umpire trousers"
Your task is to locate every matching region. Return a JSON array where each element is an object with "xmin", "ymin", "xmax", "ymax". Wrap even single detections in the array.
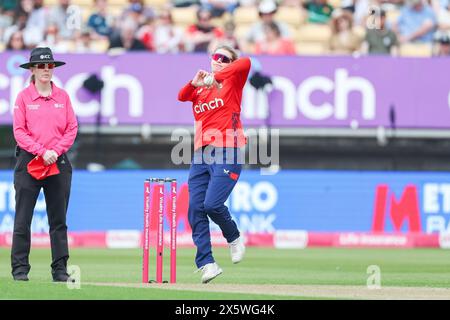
[{"xmin": 11, "ymin": 147, "xmax": 72, "ymax": 277}]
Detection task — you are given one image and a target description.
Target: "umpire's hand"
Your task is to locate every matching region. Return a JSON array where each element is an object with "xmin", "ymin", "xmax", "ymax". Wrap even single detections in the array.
[{"xmin": 43, "ymin": 150, "xmax": 58, "ymax": 166}]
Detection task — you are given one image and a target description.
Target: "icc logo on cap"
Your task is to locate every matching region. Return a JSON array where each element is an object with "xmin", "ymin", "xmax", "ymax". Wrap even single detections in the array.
[{"xmin": 40, "ymin": 55, "xmax": 51, "ymax": 59}]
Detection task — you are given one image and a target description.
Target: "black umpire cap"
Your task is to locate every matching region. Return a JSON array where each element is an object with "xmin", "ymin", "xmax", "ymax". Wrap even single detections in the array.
[{"xmin": 19, "ymin": 47, "xmax": 66, "ymax": 69}]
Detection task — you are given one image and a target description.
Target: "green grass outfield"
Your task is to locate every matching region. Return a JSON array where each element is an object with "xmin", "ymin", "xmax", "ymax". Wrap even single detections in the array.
[{"xmin": 1, "ymin": 247, "xmax": 450, "ymax": 300}]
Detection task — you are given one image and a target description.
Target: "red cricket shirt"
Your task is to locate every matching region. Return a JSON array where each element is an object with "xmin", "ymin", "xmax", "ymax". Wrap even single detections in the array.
[
  {"xmin": 13, "ymin": 81, "xmax": 78, "ymax": 157},
  {"xmin": 178, "ymin": 57, "xmax": 251, "ymax": 150}
]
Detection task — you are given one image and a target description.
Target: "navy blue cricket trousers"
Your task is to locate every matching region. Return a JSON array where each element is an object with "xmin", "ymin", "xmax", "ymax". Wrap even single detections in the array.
[{"xmin": 188, "ymin": 146, "xmax": 242, "ymax": 268}]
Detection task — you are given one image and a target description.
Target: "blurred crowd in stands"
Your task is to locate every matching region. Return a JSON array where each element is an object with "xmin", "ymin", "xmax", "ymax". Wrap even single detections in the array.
[{"xmin": 0, "ymin": 0, "xmax": 449, "ymax": 56}]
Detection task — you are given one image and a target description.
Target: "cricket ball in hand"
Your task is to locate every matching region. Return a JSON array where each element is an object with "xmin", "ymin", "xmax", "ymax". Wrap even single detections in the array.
[{"xmin": 204, "ymin": 74, "xmax": 214, "ymax": 86}]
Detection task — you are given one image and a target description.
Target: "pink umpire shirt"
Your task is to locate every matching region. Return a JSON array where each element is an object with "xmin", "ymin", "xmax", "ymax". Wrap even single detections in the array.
[{"xmin": 13, "ymin": 81, "xmax": 78, "ymax": 157}]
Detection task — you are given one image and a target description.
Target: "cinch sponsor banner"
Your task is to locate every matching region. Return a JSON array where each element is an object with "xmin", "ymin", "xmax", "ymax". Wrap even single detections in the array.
[
  {"xmin": 1, "ymin": 53, "xmax": 449, "ymax": 128},
  {"xmin": 0, "ymin": 170, "xmax": 449, "ymax": 248}
]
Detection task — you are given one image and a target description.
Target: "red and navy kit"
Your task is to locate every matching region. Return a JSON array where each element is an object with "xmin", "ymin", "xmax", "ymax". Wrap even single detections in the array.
[
  {"xmin": 178, "ymin": 57, "xmax": 251, "ymax": 151},
  {"xmin": 178, "ymin": 57, "xmax": 251, "ymax": 269}
]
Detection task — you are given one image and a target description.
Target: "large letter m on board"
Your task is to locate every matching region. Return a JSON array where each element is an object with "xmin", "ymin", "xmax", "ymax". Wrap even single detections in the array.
[{"xmin": 372, "ymin": 185, "xmax": 421, "ymax": 232}]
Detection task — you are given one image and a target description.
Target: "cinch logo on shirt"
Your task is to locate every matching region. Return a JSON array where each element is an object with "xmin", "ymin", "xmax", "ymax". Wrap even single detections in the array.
[
  {"xmin": 27, "ymin": 104, "xmax": 40, "ymax": 110},
  {"xmin": 54, "ymin": 103, "xmax": 64, "ymax": 108},
  {"xmin": 194, "ymin": 98, "xmax": 224, "ymax": 114}
]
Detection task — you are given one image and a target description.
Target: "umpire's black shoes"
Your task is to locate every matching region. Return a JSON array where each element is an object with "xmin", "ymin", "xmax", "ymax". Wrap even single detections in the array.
[
  {"xmin": 13, "ymin": 273, "xmax": 29, "ymax": 281},
  {"xmin": 52, "ymin": 273, "xmax": 74, "ymax": 283}
]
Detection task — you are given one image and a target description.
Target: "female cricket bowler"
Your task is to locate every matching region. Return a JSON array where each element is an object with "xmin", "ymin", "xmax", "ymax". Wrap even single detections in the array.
[
  {"xmin": 11, "ymin": 47, "xmax": 78, "ymax": 282},
  {"xmin": 178, "ymin": 45, "xmax": 250, "ymax": 283}
]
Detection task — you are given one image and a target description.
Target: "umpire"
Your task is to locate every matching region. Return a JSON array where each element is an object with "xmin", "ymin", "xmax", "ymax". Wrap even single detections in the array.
[{"xmin": 11, "ymin": 47, "xmax": 78, "ymax": 282}]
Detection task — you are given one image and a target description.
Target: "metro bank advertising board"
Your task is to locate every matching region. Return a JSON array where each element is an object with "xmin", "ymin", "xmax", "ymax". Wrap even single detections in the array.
[{"xmin": 0, "ymin": 170, "xmax": 449, "ymax": 237}]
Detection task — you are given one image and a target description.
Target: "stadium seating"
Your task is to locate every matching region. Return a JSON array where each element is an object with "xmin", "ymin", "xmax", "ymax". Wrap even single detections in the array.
[
  {"xmin": 233, "ymin": 6, "xmax": 260, "ymax": 25},
  {"xmin": 45, "ymin": 0, "xmax": 60, "ymax": 5},
  {"xmin": 275, "ymin": 6, "xmax": 305, "ymax": 28},
  {"xmin": 91, "ymin": 38, "xmax": 110, "ymax": 52},
  {"xmin": 81, "ymin": 7, "xmax": 92, "ymax": 22},
  {"xmin": 111, "ymin": 7, "xmax": 125, "ymax": 19},
  {"xmin": 327, "ymin": 0, "xmax": 342, "ymax": 9},
  {"xmin": 2, "ymin": 1, "xmax": 442, "ymax": 58},
  {"xmin": 144, "ymin": 0, "xmax": 169, "ymax": 9},
  {"xmin": 353, "ymin": 25, "xmax": 366, "ymax": 40},
  {"xmin": 171, "ymin": 6, "xmax": 198, "ymax": 27},
  {"xmin": 70, "ymin": 0, "xmax": 93, "ymax": 6},
  {"xmin": 211, "ymin": 12, "xmax": 232, "ymax": 28},
  {"xmin": 386, "ymin": 9, "xmax": 400, "ymax": 26},
  {"xmin": 399, "ymin": 43, "xmax": 433, "ymax": 57},
  {"xmin": 235, "ymin": 24, "xmax": 251, "ymax": 41},
  {"xmin": 296, "ymin": 23, "xmax": 331, "ymax": 43},
  {"xmin": 295, "ymin": 41, "xmax": 327, "ymax": 55}
]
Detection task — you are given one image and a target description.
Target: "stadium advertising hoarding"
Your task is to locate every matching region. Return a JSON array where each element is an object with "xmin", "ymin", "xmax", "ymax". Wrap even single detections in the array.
[
  {"xmin": 0, "ymin": 53, "xmax": 449, "ymax": 129},
  {"xmin": 0, "ymin": 170, "xmax": 449, "ymax": 248}
]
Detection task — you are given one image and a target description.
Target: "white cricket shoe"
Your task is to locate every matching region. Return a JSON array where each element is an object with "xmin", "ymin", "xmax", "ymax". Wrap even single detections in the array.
[
  {"xmin": 198, "ymin": 262, "xmax": 223, "ymax": 284},
  {"xmin": 229, "ymin": 236, "xmax": 245, "ymax": 264}
]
